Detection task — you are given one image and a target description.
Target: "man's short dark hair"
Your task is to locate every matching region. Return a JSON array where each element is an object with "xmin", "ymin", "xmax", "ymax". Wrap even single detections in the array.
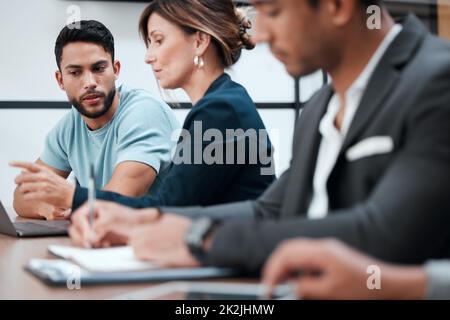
[{"xmin": 54, "ymin": 20, "xmax": 115, "ymax": 70}]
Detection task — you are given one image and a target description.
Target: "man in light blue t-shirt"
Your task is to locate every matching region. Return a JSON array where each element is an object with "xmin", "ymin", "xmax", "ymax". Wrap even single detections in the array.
[{"xmin": 11, "ymin": 20, "xmax": 179, "ymax": 220}]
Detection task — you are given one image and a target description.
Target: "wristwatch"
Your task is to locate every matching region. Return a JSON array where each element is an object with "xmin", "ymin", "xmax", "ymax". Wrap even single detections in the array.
[{"xmin": 184, "ymin": 217, "xmax": 218, "ymax": 263}]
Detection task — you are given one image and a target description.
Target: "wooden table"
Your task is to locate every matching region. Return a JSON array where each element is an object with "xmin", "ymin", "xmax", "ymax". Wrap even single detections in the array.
[
  {"xmin": 0, "ymin": 208, "xmax": 171, "ymax": 299},
  {"xmin": 0, "ymin": 208, "xmax": 255, "ymax": 300}
]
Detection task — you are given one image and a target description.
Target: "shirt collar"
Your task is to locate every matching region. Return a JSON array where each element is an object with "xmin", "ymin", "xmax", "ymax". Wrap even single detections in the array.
[{"xmin": 320, "ymin": 24, "xmax": 403, "ymax": 137}]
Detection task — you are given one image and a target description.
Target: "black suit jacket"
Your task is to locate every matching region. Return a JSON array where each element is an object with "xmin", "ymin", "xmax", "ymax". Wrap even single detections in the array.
[{"xmin": 167, "ymin": 15, "xmax": 450, "ymax": 273}]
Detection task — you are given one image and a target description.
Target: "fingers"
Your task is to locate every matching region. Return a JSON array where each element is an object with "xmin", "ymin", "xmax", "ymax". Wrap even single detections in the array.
[
  {"xmin": 295, "ymin": 275, "xmax": 328, "ymax": 300},
  {"xmin": 89, "ymin": 201, "xmax": 122, "ymax": 243},
  {"xmin": 68, "ymin": 223, "xmax": 86, "ymax": 247},
  {"xmin": 89, "ymin": 202, "xmax": 146, "ymax": 245},
  {"xmin": 15, "ymin": 172, "xmax": 46, "ymax": 185},
  {"xmin": 10, "ymin": 161, "xmax": 43, "ymax": 173},
  {"xmin": 98, "ymin": 239, "xmax": 111, "ymax": 248},
  {"xmin": 46, "ymin": 208, "xmax": 71, "ymax": 221},
  {"xmin": 72, "ymin": 201, "xmax": 126, "ymax": 247},
  {"xmin": 91, "ymin": 210, "xmax": 114, "ymax": 240},
  {"xmin": 139, "ymin": 208, "xmax": 162, "ymax": 223},
  {"xmin": 28, "ymin": 202, "xmax": 55, "ymax": 220},
  {"xmin": 22, "ymin": 191, "xmax": 49, "ymax": 202},
  {"xmin": 60, "ymin": 209, "xmax": 72, "ymax": 219},
  {"xmin": 39, "ymin": 208, "xmax": 57, "ymax": 220},
  {"xmin": 93, "ymin": 231, "xmax": 127, "ymax": 248},
  {"xmin": 70, "ymin": 204, "xmax": 94, "ymax": 248},
  {"xmin": 68, "ymin": 224, "xmax": 95, "ymax": 248},
  {"xmin": 15, "ymin": 181, "xmax": 52, "ymax": 203},
  {"xmin": 70, "ymin": 219, "xmax": 91, "ymax": 248},
  {"xmin": 17, "ymin": 182, "xmax": 48, "ymax": 194},
  {"xmin": 263, "ymin": 248, "xmax": 300, "ymax": 297},
  {"xmin": 53, "ymin": 207, "xmax": 70, "ymax": 217},
  {"xmin": 262, "ymin": 239, "xmax": 326, "ymax": 297}
]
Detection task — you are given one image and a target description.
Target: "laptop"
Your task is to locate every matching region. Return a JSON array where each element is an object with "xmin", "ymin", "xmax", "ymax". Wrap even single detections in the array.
[{"xmin": 0, "ymin": 200, "xmax": 69, "ymax": 237}]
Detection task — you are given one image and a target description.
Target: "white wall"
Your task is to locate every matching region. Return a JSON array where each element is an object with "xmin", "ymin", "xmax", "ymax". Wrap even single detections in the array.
[
  {"xmin": 0, "ymin": 0, "xmax": 308, "ymax": 102},
  {"xmin": 0, "ymin": 0, "xmax": 324, "ymax": 206}
]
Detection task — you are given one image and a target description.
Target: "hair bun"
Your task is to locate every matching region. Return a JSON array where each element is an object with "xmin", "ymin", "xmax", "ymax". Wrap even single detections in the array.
[{"xmin": 235, "ymin": 8, "xmax": 255, "ymax": 50}]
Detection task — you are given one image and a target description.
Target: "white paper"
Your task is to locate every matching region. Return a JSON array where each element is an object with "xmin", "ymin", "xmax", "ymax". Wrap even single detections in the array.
[{"xmin": 48, "ymin": 245, "xmax": 157, "ymax": 272}]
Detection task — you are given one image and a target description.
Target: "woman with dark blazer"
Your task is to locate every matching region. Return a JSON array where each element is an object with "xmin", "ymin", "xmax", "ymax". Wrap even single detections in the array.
[{"xmin": 70, "ymin": 0, "xmax": 275, "ymax": 211}]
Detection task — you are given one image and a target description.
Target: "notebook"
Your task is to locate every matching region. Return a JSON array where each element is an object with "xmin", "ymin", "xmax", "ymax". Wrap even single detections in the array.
[
  {"xmin": 48, "ymin": 245, "xmax": 156, "ymax": 272},
  {"xmin": 25, "ymin": 245, "xmax": 238, "ymax": 285}
]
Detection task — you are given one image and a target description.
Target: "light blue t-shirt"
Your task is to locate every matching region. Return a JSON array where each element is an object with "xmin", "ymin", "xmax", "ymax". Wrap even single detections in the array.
[{"xmin": 40, "ymin": 84, "xmax": 179, "ymax": 194}]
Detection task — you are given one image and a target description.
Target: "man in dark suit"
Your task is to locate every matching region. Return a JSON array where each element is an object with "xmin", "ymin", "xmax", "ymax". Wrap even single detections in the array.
[{"xmin": 71, "ymin": 0, "xmax": 450, "ymax": 273}]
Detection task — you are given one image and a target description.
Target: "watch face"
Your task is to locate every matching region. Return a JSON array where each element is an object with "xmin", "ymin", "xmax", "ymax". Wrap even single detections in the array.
[
  {"xmin": 186, "ymin": 233, "xmax": 202, "ymax": 247},
  {"xmin": 196, "ymin": 218, "xmax": 211, "ymax": 231}
]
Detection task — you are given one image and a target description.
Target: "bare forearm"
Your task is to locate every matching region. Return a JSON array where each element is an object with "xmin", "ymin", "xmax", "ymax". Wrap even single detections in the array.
[
  {"xmin": 381, "ymin": 264, "xmax": 427, "ymax": 299},
  {"xmin": 103, "ymin": 162, "xmax": 157, "ymax": 198}
]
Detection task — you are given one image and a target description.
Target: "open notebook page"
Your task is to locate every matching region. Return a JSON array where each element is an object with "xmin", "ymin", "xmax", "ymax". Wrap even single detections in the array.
[{"xmin": 48, "ymin": 245, "xmax": 157, "ymax": 272}]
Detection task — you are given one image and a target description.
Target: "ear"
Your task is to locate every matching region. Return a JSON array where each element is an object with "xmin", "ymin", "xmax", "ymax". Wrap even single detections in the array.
[
  {"xmin": 324, "ymin": 0, "xmax": 358, "ymax": 27},
  {"xmin": 55, "ymin": 70, "xmax": 64, "ymax": 90},
  {"xmin": 113, "ymin": 60, "xmax": 121, "ymax": 80},
  {"xmin": 193, "ymin": 31, "xmax": 212, "ymax": 57}
]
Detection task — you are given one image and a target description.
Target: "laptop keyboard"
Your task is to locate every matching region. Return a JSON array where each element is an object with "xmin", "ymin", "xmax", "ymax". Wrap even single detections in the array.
[
  {"xmin": 14, "ymin": 221, "xmax": 68, "ymax": 233},
  {"xmin": 30, "ymin": 220, "xmax": 70, "ymax": 228}
]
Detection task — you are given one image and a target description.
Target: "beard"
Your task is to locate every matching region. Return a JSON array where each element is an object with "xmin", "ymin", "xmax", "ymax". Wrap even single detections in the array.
[{"xmin": 71, "ymin": 86, "xmax": 116, "ymax": 119}]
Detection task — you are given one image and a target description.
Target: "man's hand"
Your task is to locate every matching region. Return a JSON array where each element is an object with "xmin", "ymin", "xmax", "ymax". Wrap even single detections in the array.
[
  {"xmin": 262, "ymin": 238, "xmax": 427, "ymax": 300},
  {"xmin": 47, "ymin": 208, "xmax": 72, "ymax": 220},
  {"xmin": 129, "ymin": 214, "xmax": 200, "ymax": 268},
  {"xmin": 11, "ymin": 161, "xmax": 75, "ymax": 209},
  {"xmin": 34, "ymin": 205, "xmax": 72, "ymax": 221},
  {"xmin": 69, "ymin": 200, "xmax": 159, "ymax": 248}
]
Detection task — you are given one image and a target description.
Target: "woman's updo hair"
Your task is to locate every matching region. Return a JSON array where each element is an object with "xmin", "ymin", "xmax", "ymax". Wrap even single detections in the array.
[{"xmin": 139, "ymin": 0, "xmax": 255, "ymax": 68}]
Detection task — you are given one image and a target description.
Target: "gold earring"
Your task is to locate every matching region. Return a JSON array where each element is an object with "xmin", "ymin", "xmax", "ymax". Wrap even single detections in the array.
[{"xmin": 194, "ymin": 55, "xmax": 205, "ymax": 68}]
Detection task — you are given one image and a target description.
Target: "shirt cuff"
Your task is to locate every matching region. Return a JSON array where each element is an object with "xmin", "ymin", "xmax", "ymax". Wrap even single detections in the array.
[
  {"xmin": 424, "ymin": 260, "xmax": 450, "ymax": 300},
  {"xmin": 160, "ymin": 201, "xmax": 255, "ymax": 220},
  {"xmin": 71, "ymin": 185, "xmax": 88, "ymax": 212}
]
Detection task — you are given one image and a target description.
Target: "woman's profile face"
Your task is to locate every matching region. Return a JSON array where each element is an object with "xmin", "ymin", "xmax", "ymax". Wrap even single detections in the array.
[{"xmin": 144, "ymin": 13, "xmax": 198, "ymax": 90}]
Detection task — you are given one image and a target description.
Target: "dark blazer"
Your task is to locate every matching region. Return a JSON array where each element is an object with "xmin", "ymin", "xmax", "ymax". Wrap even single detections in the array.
[
  {"xmin": 168, "ymin": 15, "xmax": 450, "ymax": 273},
  {"xmin": 71, "ymin": 73, "xmax": 275, "ymax": 210}
]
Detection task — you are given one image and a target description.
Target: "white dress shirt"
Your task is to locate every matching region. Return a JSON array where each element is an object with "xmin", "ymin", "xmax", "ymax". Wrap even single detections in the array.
[{"xmin": 307, "ymin": 24, "xmax": 403, "ymax": 219}]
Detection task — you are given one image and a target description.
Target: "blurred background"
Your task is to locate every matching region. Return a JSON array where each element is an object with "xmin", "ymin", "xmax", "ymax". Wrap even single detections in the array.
[{"xmin": 0, "ymin": 0, "xmax": 448, "ymax": 206}]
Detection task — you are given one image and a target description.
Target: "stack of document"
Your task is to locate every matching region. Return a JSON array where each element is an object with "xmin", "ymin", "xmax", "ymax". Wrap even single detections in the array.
[{"xmin": 25, "ymin": 245, "xmax": 237, "ymax": 285}]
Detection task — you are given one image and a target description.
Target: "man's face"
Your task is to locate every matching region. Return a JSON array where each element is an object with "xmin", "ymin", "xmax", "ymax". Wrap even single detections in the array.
[
  {"xmin": 56, "ymin": 42, "xmax": 119, "ymax": 119},
  {"xmin": 253, "ymin": 0, "xmax": 336, "ymax": 78}
]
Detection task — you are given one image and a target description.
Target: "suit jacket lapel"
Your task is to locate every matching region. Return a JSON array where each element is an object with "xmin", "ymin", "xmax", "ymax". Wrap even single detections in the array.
[
  {"xmin": 340, "ymin": 64, "xmax": 399, "ymax": 152},
  {"xmin": 341, "ymin": 14, "xmax": 426, "ymax": 153},
  {"xmin": 281, "ymin": 15, "xmax": 426, "ymax": 217},
  {"xmin": 281, "ymin": 85, "xmax": 333, "ymax": 217}
]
